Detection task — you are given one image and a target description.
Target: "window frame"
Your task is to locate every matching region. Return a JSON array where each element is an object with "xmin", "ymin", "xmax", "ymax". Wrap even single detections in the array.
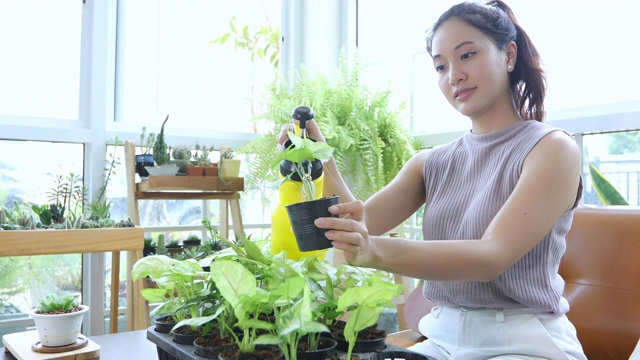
[{"xmin": 0, "ymin": 0, "xmax": 638, "ymax": 336}]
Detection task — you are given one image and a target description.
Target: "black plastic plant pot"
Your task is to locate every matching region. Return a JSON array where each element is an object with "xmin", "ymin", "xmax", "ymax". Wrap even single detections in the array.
[
  {"xmin": 286, "ymin": 195, "xmax": 339, "ymax": 252},
  {"xmin": 296, "ymin": 337, "xmax": 338, "ymax": 360},
  {"xmin": 153, "ymin": 315, "xmax": 174, "ymax": 334},
  {"xmin": 136, "ymin": 154, "xmax": 155, "ymax": 178},
  {"xmin": 333, "ymin": 329, "xmax": 387, "ymax": 353},
  {"xmin": 374, "ymin": 350, "xmax": 430, "ymax": 360},
  {"xmin": 172, "ymin": 331, "xmax": 199, "ymax": 345}
]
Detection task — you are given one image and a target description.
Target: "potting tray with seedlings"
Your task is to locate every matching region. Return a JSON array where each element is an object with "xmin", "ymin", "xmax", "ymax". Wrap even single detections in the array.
[
  {"xmin": 146, "ymin": 325, "xmax": 428, "ymax": 360},
  {"xmin": 131, "ymin": 220, "xmax": 425, "ymax": 360}
]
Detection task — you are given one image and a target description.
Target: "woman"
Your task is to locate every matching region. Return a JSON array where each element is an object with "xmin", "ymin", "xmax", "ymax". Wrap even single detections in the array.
[{"xmin": 278, "ymin": 1, "xmax": 586, "ymax": 359}]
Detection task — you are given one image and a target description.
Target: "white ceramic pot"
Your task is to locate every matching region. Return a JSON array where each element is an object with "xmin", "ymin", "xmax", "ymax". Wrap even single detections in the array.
[
  {"xmin": 30, "ymin": 305, "xmax": 89, "ymax": 347},
  {"xmin": 220, "ymin": 159, "xmax": 241, "ymax": 177}
]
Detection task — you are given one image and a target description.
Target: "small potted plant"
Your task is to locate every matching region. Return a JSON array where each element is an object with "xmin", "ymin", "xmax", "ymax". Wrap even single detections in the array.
[
  {"xmin": 185, "ymin": 142, "xmax": 204, "ymax": 176},
  {"xmin": 171, "ymin": 145, "xmax": 192, "ymax": 175},
  {"xmin": 183, "ymin": 233, "xmax": 201, "ymax": 249},
  {"xmin": 143, "ymin": 234, "xmax": 156, "ymax": 257},
  {"xmin": 219, "ymin": 146, "xmax": 241, "ymax": 178},
  {"xmin": 147, "ymin": 114, "xmax": 177, "ymax": 176},
  {"xmin": 29, "ymin": 293, "xmax": 90, "ymax": 347},
  {"xmin": 198, "ymin": 145, "xmax": 218, "ymax": 176},
  {"xmin": 274, "ymin": 129, "xmax": 337, "ymax": 252},
  {"xmin": 165, "ymin": 239, "xmax": 183, "ymax": 255},
  {"xmin": 136, "ymin": 126, "xmax": 156, "ymax": 178}
]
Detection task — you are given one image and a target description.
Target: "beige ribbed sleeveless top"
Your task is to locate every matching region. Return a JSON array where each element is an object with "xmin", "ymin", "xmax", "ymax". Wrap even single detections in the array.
[{"xmin": 422, "ymin": 120, "xmax": 581, "ymax": 314}]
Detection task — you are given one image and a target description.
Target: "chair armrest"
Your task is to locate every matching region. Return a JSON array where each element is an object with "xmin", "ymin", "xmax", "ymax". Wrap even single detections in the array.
[{"xmin": 385, "ymin": 329, "xmax": 426, "ymax": 349}]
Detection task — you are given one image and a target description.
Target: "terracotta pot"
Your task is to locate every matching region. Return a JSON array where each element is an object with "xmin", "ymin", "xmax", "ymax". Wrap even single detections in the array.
[
  {"xmin": 203, "ymin": 164, "xmax": 219, "ymax": 176},
  {"xmin": 186, "ymin": 165, "xmax": 203, "ymax": 176}
]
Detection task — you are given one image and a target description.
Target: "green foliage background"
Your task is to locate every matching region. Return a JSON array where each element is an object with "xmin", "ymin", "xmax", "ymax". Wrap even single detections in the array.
[{"xmin": 240, "ymin": 55, "xmax": 420, "ymax": 201}]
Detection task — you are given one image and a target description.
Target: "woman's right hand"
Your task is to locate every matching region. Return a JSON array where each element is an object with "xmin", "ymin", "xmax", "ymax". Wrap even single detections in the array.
[{"xmin": 276, "ymin": 119, "xmax": 327, "ymax": 151}]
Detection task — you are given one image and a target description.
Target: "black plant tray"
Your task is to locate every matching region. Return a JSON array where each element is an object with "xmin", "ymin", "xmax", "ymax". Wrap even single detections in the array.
[{"xmin": 146, "ymin": 326, "xmax": 428, "ymax": 360}]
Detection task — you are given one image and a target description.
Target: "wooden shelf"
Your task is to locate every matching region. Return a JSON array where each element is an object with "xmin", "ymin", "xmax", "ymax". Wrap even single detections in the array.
[
  {"xmin": 122, "ymin": 141, "xmax": 246, "ymax": 332},
  {"xmin": 0, "ymin": 227, "xmax": 145, "ymax": 335},
  {"xmin": 136, "ymin": 176, "xmax": 244, "ymax": 195},
  {"xmin": 0, "ymin": 227, "xmax": 144, "ymax": 257}
]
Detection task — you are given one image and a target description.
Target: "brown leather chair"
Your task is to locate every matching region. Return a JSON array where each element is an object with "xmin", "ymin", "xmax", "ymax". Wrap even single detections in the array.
[
  {"xmin": 387, "ymin": 206, "xmax": 640, "ymax": 359},
  {"xmin": 561, "ymin": 206, "xmax": 640, "ymax": 359}
]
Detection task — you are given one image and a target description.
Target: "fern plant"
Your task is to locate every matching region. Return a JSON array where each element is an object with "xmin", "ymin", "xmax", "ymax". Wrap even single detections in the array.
[{"xmin": 241, "ymin": 53, "xmax": 419, "ymax": 202}]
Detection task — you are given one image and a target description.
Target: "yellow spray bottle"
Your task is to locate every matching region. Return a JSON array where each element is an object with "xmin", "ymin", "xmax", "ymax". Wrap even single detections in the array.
[{"xmin": 271, "ymin": 106, "xmax": 327, "ymax": 260}]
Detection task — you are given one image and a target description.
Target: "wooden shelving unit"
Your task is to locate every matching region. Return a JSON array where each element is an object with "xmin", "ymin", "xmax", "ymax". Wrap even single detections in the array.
[
  {"xmin": 0, "ymin": 227, "xmax": 145, "ymax": 335},
  {"xmin": 123, "ymin": 141, "xmax": 245, "ymax": 332}
]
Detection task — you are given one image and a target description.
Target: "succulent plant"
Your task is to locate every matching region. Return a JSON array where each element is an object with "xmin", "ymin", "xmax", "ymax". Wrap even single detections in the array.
[{"xmin": 153, "ymin": 115, "xmax": 171, "ymax": 166}]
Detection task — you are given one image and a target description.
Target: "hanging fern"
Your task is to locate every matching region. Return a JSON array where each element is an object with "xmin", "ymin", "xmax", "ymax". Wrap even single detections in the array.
[{"xmin": 240, "ymin": 53, "xmax": 419, "ymax": 201}]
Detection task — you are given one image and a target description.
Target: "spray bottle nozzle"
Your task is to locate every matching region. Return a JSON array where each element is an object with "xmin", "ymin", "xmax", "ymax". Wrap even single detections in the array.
[{"xmin": 292, "ymin": 106, "xmax": 315, "ymax": 134}]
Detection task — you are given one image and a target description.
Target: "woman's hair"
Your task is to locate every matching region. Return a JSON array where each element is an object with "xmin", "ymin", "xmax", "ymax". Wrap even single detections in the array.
[{"xmin": 426, "ymin": 1, "xmax": 546, "ymax": 121}]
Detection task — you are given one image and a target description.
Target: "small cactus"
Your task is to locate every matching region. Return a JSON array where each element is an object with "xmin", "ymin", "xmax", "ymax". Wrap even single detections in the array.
[
  {"xmin": 152, "ymin": 115, "xmax": 171, "ymax": 166},
  {"xmin": 0, "ymin": 209, "xmax": 7, "ymax": 224}
]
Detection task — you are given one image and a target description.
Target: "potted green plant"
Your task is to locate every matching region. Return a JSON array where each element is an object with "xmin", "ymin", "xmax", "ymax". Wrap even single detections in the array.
[
  {"xmin": 219, "ymin": 146, "xmax": 241, "ymax": 178},
  {"xmin": 165, "ymin": 239, "xmax": 183, "ymax": 255},
  {"xmin": 29, "ymin": 293, "xmax": 89, "ymax": 347},
  {"xmin": 198, "ymin": 145, "xmax": 218, "ymax": 176},
  {"xmin": 137, "ymin": 233, "xmax": 408, "ymax": 360},
  {"xmin": 273, "ymin": 129, "xmax": 338, "ymax": 252},
  {"xmin": 332, "ymin": 270, "xmax": 403, "ymax": 359},
  {"xmin": 171, "ymin": 145, "xmax": 192, "ymax": 175},
  {"xmin": 143, "ymin": 234, "xmax": 156, "ymax": 257},
  {"xmin": 147, "ymin": 114, "xmax": 177, "ymax": 176},
  {"xmin": 136, "ymin": 126, "xmax": 156, "ymax": 178},
  {"xmin": 183, "ymin": 233, "xmax": 201, "ymax": 248},
  {"xmin": 185, "ymin": 142, "xmax": 204, "ymax": 176},
  {"xmin": 131, "ymin": 255, "xmax": 209, "ymax": 341}
]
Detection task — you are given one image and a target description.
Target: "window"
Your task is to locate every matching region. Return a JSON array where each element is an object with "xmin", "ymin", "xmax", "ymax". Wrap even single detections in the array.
[
  {"xmin": 357, "ymin": 1, "xmax": 640, "ymax": 237},
  {"xmin": 116, "ymin": 0, "xmax": 281, "ymax": 133},
  {"xmin": 583, "ymin": 131, "xmax": 640, "ymax": 206},
  {"xmin": 0, "ymin": 0, "xmax": 82, "ymax": 120},
  {"xmin": 0, "ymin": 141, "xmax": 84, "ymax": 338},
  {"xmin": 357, "ymin": 0, "xmax": 640, "ymax": 135}
]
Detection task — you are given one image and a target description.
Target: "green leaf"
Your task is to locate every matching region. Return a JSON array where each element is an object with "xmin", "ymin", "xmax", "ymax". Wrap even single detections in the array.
[
  {"xmin": 171, "ymin": 311, "xmax": 223, "ymax": 334},
  {"xmin": 140, "ymin": 288, "xmax": 170, "ymax": 303},
  {"xmin": 209, "ymin": 260, "xmax": 256, "ymax": 308},
  {"xmin": 588, "ymin": 162, "xmax": 629, "ymax": 205}
]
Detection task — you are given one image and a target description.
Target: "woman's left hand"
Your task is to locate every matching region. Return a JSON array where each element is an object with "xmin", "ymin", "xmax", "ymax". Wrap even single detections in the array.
[{"xmin": 314, "ymin": 200, "xmax": 374, "ymax": 266}]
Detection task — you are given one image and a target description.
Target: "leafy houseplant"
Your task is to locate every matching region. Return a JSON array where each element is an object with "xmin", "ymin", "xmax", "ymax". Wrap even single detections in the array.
[
  {"xmin": 241, "ymin": 53, "xmax": 419, "ymax": 203},
  {"xmin": 334, "ymin": 274, "xmax": 403, "ymax": 359},
  {"xmin": 166, "ymin": 239, "xmax": 183, "ymax": 255},
  {"xmin": 183, "ymin": 233, "xmax": 201, "ymax": 248},
  {"xmin": 29, "ymin": 293, "xmax": 89, "ymax": 347},
  {"xmin": 274, "ymin": 131, "xmax": 334, "ymax": 202},
  {"xmin": 135, "ymin": 233, "xmax": 405, "ymax": 360},
  {"xmin": 274, "ymin": 129, "xmax": 339, "ymax": 252},
  {"xmin": 131, "ymin": 256, "xmax": 208, "ymax": 334}
]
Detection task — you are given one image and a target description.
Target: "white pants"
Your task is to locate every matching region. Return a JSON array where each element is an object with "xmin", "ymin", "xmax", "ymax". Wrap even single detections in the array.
[{"xmin": 407, "ymin": 305, "xmax": 587, "ymax": 360}]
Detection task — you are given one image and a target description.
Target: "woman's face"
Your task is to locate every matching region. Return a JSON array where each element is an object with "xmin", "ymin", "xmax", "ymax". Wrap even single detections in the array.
[{"xmin": 431, "ymin": 19, "xmax": 513, "ymax": 121}]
